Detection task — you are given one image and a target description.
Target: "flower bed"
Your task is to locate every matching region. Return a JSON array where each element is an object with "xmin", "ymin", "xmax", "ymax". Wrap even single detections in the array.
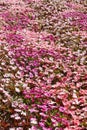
[{"xmin": 0, "ymin": 0, "xmax": 87, "ymax": 129}]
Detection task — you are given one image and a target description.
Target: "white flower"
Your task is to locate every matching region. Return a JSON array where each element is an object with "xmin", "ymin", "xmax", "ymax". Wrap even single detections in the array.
[
  {"xmin": 16, "ymin": 127, "xmax": 23, "ymax": 130},
  {"xmin": 22, "ymin": 84, "xmax": 28, "ymax": 88},
  {"xmin": 39, "ymin": 67, "xmax": 43, "ymax": 71},
  {"xmin": 1, "ymin": 62, "xmax": 5, "ymax": 65},
  {"xmin": 2, "ymin": 99, "xmax": 8, "ymax": 103},
  {"xmin": 49, "ymin": 57, "xmax": 53, "ymax": 61},
  {"xmin": 11, "ymin": 113, "xmax": 21, "ymax": 120},
  {"xmin": 11, "ymin": 66, "xmax": 17, "ymax": 70},
  {"xmin": 4, "ymin": 73, "xmax": 12, "ymax": 78},
  {"xmin": 14, "ymin": 109, "xmax": 21, "ymax": 112},
  {"xmin": 10, "ymin": 60, "xmax": 14, "ymax": 65},
  {"xmin": 12, "ymin": 101, "xmax": 18, "ymax": 107},
  {"xmin": 0, "ymin": 67, "xmax": 2, "ymax": 69},
  {"xmin": 21, "ymin": 111, "xmax": 26, "ymax": 116},
  {"xmin": 9, "ymin": 128, "xmax": 15, "ymax": 130},
  {"xmin": 15, "ymin": 88, "xmax": 20, "ymax": 93},
  {"xmin": 30, "ymin": 118, "xmax": 37, "ymax": 124},
  {"xmin": 15, "ymin": 116, "xmax": 21, "ymax": 120},
  {"xmin": 28, "ymin": 126, "xmax": 37, "ymax": 130}
]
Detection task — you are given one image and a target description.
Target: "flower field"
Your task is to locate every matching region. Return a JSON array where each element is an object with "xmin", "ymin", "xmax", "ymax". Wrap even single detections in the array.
[{"xmin": 0, "ymin": 0, "xmax": 87, "ymax": 129}]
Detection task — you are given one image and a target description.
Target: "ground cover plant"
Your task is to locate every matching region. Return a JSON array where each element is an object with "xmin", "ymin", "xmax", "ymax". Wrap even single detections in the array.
[{"xmin": 0, "ymin": 0, "xmax": 87, "ymax": 129}]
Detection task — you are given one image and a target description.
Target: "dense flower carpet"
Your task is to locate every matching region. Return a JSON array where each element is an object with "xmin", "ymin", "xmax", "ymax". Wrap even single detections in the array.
[{"xmin": 0, "ymin": 0, "xmax": 87, "ymax": 129}]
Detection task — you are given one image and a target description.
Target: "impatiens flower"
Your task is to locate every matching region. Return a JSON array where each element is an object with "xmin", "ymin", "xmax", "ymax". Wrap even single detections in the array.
[
  {"xmin": 11, "ymin": 113, "xmax": 21, "ymax": 120},
  {"xmin": 28, "ymin": 126, "xmax": 37, "ymax": 130},
  {"xmin": 15, "ymin": 87, "xmax": 20, "ymax": 93},
  {"xmin": 16, "ymin": 127, "xmax": 23, "ymax": 130},
  {"xmin": 9, "ymin": 128, "xmax": 15, "ymax": 130},
  {"xmin": 59, "ymin": 106, "xmax": 65, "ymax": 113},
  {"xmin": 30, "ymin": 118, "xmax": 37, "ymax": 124}
]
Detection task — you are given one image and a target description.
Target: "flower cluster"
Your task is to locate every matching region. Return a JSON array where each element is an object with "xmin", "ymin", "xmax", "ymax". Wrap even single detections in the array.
[{"xmin": 0, "ymin": 0, "xmax": 87, "ymax": 129}]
